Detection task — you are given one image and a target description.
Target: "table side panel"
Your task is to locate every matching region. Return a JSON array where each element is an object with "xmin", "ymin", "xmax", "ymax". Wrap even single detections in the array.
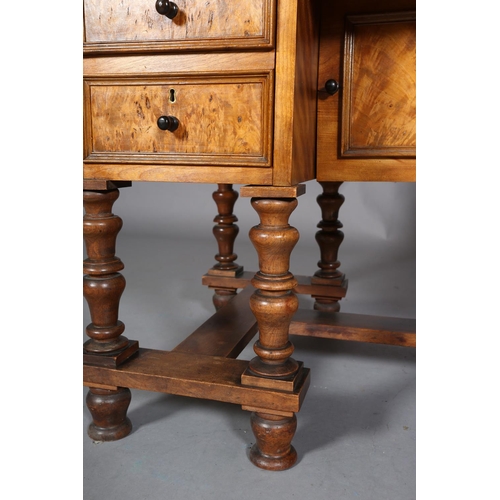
[{"xmin": 272, "ymin": 0, "xmax": 320, "ymax": 186}]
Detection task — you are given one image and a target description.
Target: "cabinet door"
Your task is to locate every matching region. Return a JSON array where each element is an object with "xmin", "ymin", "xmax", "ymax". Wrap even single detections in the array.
[{"xmin": 317, "ymin": 0, "xmax": 416, "ymax": 182}]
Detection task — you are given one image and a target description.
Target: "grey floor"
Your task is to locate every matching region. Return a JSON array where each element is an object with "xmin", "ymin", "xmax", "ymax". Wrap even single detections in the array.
[{"xmin": 83, "ymin": 181, "xmax": 416, "ymax": 500}]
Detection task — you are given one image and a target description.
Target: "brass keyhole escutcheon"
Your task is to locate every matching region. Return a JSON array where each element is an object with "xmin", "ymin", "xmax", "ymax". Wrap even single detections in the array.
[{"xmin": 169, "ymin": 88, "xmax": 177, "ymax": 104}]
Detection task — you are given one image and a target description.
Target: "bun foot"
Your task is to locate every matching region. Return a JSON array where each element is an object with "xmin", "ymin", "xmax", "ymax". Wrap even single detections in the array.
[
  {"xmin": 249, "ymin": 412, "xmax": 298, "ymax": 471},
  {"xmin": 86, "ymin": 387, "xmax": 132, "ymax": 442}
]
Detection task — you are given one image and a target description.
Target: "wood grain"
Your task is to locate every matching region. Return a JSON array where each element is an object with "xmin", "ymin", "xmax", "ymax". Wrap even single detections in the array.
[
  {"xmin": 208, "ymin": 184, "xmax": 242, "ymax": 273},
  {"xmin": 240, "ymin": 184, "xmax": 306, "ymax": 198},
  {"xmin": 172, "ymin": 286, "xmax": 257, "ymax": 358},
  {"xmin": 86, "ymin": 387, "xmax": 132, "ymax": 441},
  {"xmin": 246, "ymin": 198, "xmax": 301, "ymax": 380},
  {"xmin": 249, "ymin": 412, "xmax": 298, "ymax": 470},
  {"xmin": 82, "ymin": 164, "xmax": 272, "ymax": 184},
  {"xmin": 316, "ymin": 0, "xmax": 416, "ymax": 182},
  {"xmin": 84, "ymin": 0, "xmax": 275, "ymax": 53},
  {"xmin": 83, "ymin": 189, "xmax": 133, "ymax": 356},
  {"xmin": 201, "ymin": 273, "xmax": 349, "ymax": 299},
  {"xmin": 272, "ymin": 0, "xmax": 320, "ymax": 186},
  {"xmin": 290, "ymin": 309, "xmax": 416, "ymax": 347},
  {"xmin": 86, "ymin": 78, "xmax": 270, "ymax": 160},
  {"xmin": 83, "ymin": 52, "xmax": 274, "ymax": 77},
  {"xmin": 342, "ymin": 13, "xmax": 416, "ymax": 156},
  {"xmin": 83, "ymin": 52, "xmax": 275, "ymax": 181},
  {"xmin": 84, "ymin": 348, "xmax": 311, "ymax": 414}
]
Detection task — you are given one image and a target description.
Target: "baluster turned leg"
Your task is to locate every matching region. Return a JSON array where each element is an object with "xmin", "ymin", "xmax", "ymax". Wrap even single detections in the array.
[
  {"xmin": 312, "ymin": 181, "xmax": 347, "ymax": 312},
  {"xmin": 83, "ymin": 186, "xmax": 137, "ymax": 441},
  {"xmin": 241, "ymin": 197, "xmax": 303, "ymax": 470},
  {"xmin": 207, "ymin": 184, "xmax": 243, "ymax": 310}
]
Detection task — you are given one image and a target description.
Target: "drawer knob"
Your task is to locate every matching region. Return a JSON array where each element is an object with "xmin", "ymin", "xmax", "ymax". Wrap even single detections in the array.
[
  {"xmin": 325, "ymin": 79, "xmax": 340, "ymax": 96},
  {"xmin": 157, "ymin": 116, "xmax": 180, "ymax": 132},
  {"xmin": 155, "ymin": 0, "xmax": 179, "ymax": 19}
]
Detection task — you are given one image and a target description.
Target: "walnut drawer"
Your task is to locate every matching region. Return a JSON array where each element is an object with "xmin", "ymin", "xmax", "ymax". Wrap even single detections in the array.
[
  {"xmin": 83, "ymin": 0, "xmax": 276, "ymax": 54},
  {"xmin": 84, "ymin": 74, "xmax": 274, "ymax": 169}
]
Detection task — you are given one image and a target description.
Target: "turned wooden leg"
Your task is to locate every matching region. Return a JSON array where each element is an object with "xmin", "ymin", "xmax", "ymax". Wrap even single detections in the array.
[
  {"xmin": 83, "ymin": 186, "xmax": 136, "ymax": 441},
  {"xmin": 247, "ymin": 198, "xmax": 299, "ymax": 379},
  {"xmin": 84, "ymin": 189, "xmax": 129, "ymax": 354},
  {"xmin": 242, "ymin": 196, "xmax": 303, "ymax": 470},
  {"xmin": 207, "ymin": 184, "xmax": 243, "ymax": 310},
  {"xmin": 312, "ymin": 181, "xmax": 347, "ymax": 312},
  {"xmin": 86, "ymin": 387, "xmax": 132, "ymax": 441}
]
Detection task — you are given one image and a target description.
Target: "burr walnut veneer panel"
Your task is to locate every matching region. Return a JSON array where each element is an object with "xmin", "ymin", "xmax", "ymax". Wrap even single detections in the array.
[
  {"xmin": 85, "ymin": 75, "xmax": 273, "ymax": 167},
  {"xmin": 84, "ymin": 0, "xmax": 276, "ymax": 53}
]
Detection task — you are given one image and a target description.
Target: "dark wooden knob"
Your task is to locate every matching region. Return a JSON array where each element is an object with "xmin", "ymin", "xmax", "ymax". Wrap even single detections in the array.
[
  {"xmin": 157, "ymin": 116, "xmax": 179, "ymax": 132},
  {"xmin": 155, "ymin": 0, "xmax": 178, "ymax": 19},
  {"xmin": 325, "ymin": 79, "xmax": 340, "ymax": 95}
]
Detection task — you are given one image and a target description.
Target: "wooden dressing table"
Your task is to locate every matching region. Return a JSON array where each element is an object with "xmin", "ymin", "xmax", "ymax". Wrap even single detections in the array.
[{"xmin": 83, "ymin": 0, "xmax": 416, "ymax": 471}]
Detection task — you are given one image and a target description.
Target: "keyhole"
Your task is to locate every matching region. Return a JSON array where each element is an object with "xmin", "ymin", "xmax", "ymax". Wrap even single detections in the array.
[{"xmin": 169, "ymin": 88, "xmax": 176, "ymax": 103}]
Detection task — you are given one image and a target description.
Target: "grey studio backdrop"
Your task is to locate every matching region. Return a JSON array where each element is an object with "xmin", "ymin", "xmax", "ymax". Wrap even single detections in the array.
[{"xmin": 83, "ymin": 180, "xmax": 416, "ymax": 500}]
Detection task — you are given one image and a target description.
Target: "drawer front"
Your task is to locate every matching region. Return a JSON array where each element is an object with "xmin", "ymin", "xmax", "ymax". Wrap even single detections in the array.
[
  {"xmin": 316, "ymin": 0, "xmax": 416, "ymax": 182},
  {"xmin": 84, "ymin": 0, "xmax": 276, "ymax": 53},
  {"xmin": 84, "ymin": 74, "xmax": 273, "ymax": 167}
]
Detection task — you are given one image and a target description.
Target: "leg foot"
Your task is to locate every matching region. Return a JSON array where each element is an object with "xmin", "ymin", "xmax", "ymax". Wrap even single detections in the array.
[
  {"xmin": 313, "ymin": 298, "xmax": 341, "ymax": 313},
  {"xmin": 211, "ymin": 287, "xmax": 238, "ymax": 310},
  {"xmin": 249, "ymin": 412, "xmax": 297, "ymax": 471},
  {"xmin": 86, "ymin": 387, "xmax": 132, "ymax": 441}
]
